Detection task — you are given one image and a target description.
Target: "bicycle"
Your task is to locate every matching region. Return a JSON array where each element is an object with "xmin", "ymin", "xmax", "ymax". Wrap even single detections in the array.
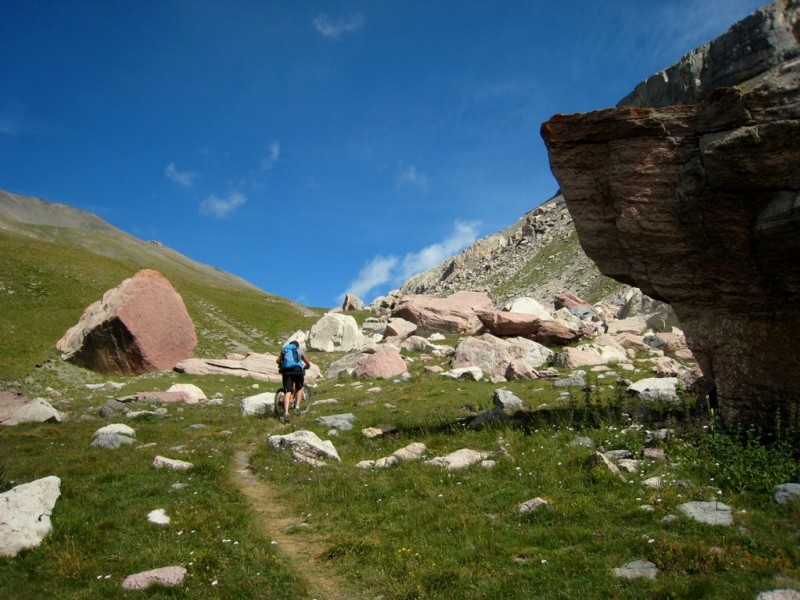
[{"xmin": 273, "ymin": 377, "xmax": 313, "ymax": 419}]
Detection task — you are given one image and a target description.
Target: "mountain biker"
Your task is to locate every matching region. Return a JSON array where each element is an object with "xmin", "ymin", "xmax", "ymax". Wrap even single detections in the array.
[{"xmin": 276, "ymin": 340, "xmax": 312, "ymax": 422}]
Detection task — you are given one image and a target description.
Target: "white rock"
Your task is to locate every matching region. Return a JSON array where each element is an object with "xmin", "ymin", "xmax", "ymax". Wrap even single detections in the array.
[
  {"xmin": 628, "ymin": 377, "xmax": 680, "ymax": 403},
  {"xmin": 147, "ymin": 509, "xmax": 171, "ymax": 526},
  {"xmin": 391, "ymin": 442, "xmax": 427, "ymax": 461},
  {"xmin": 240, "ymin": 392, "xmax": 274, "ymax": 417},
  {"xmin": 518, "ymin": 497, "xmax": 549, "ymax": 513},
  {"xmin": 166, "ymin": 383, "xmax": 206, "ymax": 403},
  {"xmin": 425, "ymin": 448, "xmax": 491, "ymax": 470},
  {"xmin": 757, "ymin": 590, "xmax": 800, "ymax": 600},
  {"xmin": 0, "ymin": 476, "xmax": 61, "ymax": 557},
  {"xmin": 503, "ymin": 297, "xmax": 553, "ymax": 320},
  {"xmin": 441, "ymin": 367, "xmax": 483, "ymax": 381},
  {"xmin": 93, "ymin": 423, "xmax": 136, "ymax": 438},
  {"xmin": 308, "ymin": 313, "xmax": 372, "ymax": 352},
  {"xmin": 153, "ymin": 456, "xmax": 194, "ymax": 470}
]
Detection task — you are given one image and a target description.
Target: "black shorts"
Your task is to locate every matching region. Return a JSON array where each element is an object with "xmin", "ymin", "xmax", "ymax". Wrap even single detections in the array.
[{"xmin": 282, "ymin": 366, "xmax": 305, "ymax": 393}]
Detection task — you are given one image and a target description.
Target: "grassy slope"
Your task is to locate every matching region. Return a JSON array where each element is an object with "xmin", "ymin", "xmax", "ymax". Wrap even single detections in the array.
[
  {"xmin": 492, "ymin": 230, "xmax": 622, "ymax": 306},
  {"xmin": 0, "ymin": 223, "xmax": 320, "ymax": 383}
]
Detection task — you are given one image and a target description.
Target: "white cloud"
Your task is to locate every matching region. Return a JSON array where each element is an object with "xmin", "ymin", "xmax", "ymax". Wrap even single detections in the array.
[
  {"xmin": 343, "ymin": 255, "xmax": 399, "ymax": 301},
  {"xmin": 398, "ymin": 220, "xmax": 480, "ymax": 281},
  {"xmin": 395, "ymin": 165, "xmax": 430, "ymax": 192},
  {"xmin": 200, "ymin": 191, "xmax": 246, "ymax": 218},
  {"xmin": 313, "ymin": 13, "xmax": 365, "ymax": 40},
  {"xmin": 164, "ymin": 163, "xmax": 197, "ymax": 187},
  {"xmin": 260, "ymin": 140, "xmax": 280, "ymax": 172},
  {"xmin": 340, "ymin": 220, "xmax": 481, "ymax": 302}
]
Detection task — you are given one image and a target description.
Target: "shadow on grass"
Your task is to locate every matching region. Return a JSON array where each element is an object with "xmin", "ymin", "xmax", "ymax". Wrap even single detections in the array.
[{"xmin": 391, "ymin": 401, "xmax": 708, "ymax": 439}]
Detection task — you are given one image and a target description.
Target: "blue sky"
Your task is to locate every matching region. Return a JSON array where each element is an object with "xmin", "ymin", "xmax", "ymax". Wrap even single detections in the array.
[{"xmin": 1, "ymin": 1, "xmax": 766, "ymax": 308}]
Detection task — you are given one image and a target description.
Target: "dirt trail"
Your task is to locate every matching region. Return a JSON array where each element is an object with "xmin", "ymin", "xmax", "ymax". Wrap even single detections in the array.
[{"xmin": 231, "ymin": 450, "xmax": 357, "ymax": 600}]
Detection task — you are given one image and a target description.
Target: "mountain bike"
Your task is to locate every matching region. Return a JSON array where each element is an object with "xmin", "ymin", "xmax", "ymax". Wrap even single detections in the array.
[{"xmin": 273, "ymin": 375, "xmax": 313, "ymax": 418}]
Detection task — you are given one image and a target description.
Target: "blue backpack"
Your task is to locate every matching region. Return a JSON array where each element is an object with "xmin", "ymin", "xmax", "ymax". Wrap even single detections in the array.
[{"xmin": 281, "ymin": 343, "xmax": 303, "ymax": 370}]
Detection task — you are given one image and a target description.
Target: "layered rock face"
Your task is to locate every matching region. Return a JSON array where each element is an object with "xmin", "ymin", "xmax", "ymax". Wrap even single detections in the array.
[
  {"xmin": 619, "ymin": 0, "xmax": 800, "ymax": 108},
  {"xmin": 57, "ymin": 269, "xmax": 197, "ymax": 374},
  {"xmin": 541, "ymin": 1, "xmax": 800, "ymax": 435}
]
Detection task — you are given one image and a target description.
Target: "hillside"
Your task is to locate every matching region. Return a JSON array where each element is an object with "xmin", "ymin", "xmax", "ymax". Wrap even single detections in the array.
[
  {"xmin": 400, "ymin": 193, "xmax": 622, "ymax": 306},
  {"xmin": 0, "ymin": 189, "xmax": 322, "ymax": 382}
]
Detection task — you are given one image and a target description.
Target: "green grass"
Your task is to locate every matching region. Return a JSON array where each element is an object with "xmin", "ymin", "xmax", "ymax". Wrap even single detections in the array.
[
  {"xmin": 491, "ymin": 230, "xmax": 622, "ymax": 305},
  {"xmin": 0, "ymin": 227, "xmax": 320, "ymax": 382},
  {"xmin": 1, "ymin": 207, "xmax": 798, "ymax": 599},
  {"xmin": 3, "ymin": 353, "xmax": 796, "ymax": 599}
]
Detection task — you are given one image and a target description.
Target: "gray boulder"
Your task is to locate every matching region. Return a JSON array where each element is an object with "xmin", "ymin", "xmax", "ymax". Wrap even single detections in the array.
[
  {"xmin": 0, "ymin": 395, "xmax": 62, "ymax": 426},
  {"xmin": 774, "ymin": 483, "xmax": 800, "ymax": 505},
  {"xmin": 628, "ymin": 377, "xmax": 680, "ymax": 403},
  {"xmin": 554, "ymin": 370, "xmax": 587, "ymax": 388},
  {"xmin": 268, "ymin": 430, "xmax": 341, "ymax": 465},
  {"xmin": 493, "ymin": 389, "xmax": 525, "ymax": 410},
  {"xmin": 91, "ymin": 423, "xmax": 136, "ymax": 449},
  {"xmin": 678, "ymin": 501, "xmax": 733, "ymax": 526},
  {"xmin": 316, "ymin": 413, "xmax": 356, "ymax": 431}
]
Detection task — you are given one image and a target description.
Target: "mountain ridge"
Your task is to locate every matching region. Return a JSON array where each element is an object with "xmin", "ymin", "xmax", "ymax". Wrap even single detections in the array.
[{"xmin": 0, "ymin": 188, "xmax": 321, "ymax": 381}]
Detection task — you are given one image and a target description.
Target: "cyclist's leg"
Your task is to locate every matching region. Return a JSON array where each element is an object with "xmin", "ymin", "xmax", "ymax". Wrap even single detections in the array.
[
  {"xmin": 281, "ymin": 372, "xmax": 293, "ymax": 416},
  {"xmin": 295, "ymin": 377, "xmax": 305, "ymax": 410}
]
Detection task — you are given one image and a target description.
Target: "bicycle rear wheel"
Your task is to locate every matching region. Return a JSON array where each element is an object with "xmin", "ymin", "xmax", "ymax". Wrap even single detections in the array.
[
  {"xmin": 297, "ymin": 385, "xmax": 312, "ymax": 413},
  {"xmin": 273, "ymin": 389, "xmax": 285, "ymax": 417}
]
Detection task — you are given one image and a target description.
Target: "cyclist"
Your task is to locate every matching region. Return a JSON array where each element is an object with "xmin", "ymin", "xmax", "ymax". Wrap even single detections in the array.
[{"xmin": 276, "ymin": 340, "xmax": 312, "ymax": 422}]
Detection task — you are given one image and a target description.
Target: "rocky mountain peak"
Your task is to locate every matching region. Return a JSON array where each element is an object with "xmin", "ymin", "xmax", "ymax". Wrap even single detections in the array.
[{"xmin": 399, "ymin": 194, "xmax": 617, "ymax": 307}]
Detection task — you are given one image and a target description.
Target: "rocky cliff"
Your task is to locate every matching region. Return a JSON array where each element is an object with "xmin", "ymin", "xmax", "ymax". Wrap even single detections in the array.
[
  {"xmin": 542, "ymin": 0, "xmax": 800, "ymax": 436},
  {"xmin": 399, "ymin": 194, "xmax": 619, "ymax": 307},
  {"xmin": 619, "ymin": 0, "xmax": 799, "ymax": 108}
]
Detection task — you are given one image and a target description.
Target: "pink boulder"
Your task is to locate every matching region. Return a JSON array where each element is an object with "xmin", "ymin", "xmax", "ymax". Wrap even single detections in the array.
[
  {"xmin": 554, "ymin": 292, "xmax": 595, "ymax": 314},
  {"xmin": 530, "ymin": 320, "xmax": 582, "ymax": 345},
  {"xmin": 354, "ymin": 347, "xmax": 408, "ymax": 379},
  {"xmin": 391, "ymin": 291, "xmax": 494, "ymax": 336},
  {"xmin": 475, "ymin": 310, "xmax": 540, "ymax": 336},
  {"xmin": 476, "ymin": 309, "xmax": 581, "ymax": 345},
  {"xmin": 57, "ymin": 269, "xmax": 197, "ymax": 375}
]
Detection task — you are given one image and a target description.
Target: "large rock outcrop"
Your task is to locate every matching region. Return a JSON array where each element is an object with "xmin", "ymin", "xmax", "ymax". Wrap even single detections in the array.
[
  {"xmin": 541, "ymin": 0, "xmax": 800, "ymax": 435},
  {"xmin": 390, "ymin": 291, "xmax": 493, "ymax": 336},
  {"xmin": 57, "ymin": 269, "xmax": 197, "ymax": 374}
]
